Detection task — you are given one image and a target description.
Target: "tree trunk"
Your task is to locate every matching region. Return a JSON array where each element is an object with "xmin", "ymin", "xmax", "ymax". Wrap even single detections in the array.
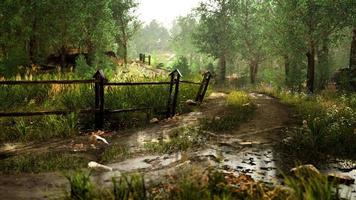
[
  {"xmin": 317, "ymin": 38, "xmax": 330, "ymax": 89},
  {"xmin": 249, "ymin": 59, "xmax": 258, "ymax": 84},
  {"xmin": 219, "ymin": 53, "xmax": 226, "ymax": 83},
  {"xmin": 284, "ymin": 55, "xmax": 290, "ymax": 87},
  {"xmin": 350, "ymin": 28, "xmax": 356, "ymax": 70},
  {"xmin": 306, "ymin": 41, "xmax": 316, "ymax": 93},
  {"xmin": 123, "ymin": 42, "xmax": 128, "ymax": 65}
]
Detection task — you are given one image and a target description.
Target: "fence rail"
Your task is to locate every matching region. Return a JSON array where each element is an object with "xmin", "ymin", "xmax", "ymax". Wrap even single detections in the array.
[
  {"xmin": 0, "ymin": 79, "xmax": 97, "ymax": 85},
  {"xmin": 0, "ymin": 69, "xmax": 211, "ymax": 129}
]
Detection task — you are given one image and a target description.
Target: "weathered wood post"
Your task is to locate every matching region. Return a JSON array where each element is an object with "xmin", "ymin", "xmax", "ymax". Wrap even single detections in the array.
[
  {"xmin": 139, "ymin": 53, "xmax": 143, "ymax": 62},
  {"xmin": 93, "ymin": 70, "xmax": 106, "ymax": 129},
  {"xmin": 148, "ymin": 55, "xmax": 151, "ymax": 66},
  {"xmin": 166, "ymin": 69, "xmax": 182, "ymax": 118},
  {"xmin": 195, "ymin": 71, "xmax": 212, "ymax": 103}
]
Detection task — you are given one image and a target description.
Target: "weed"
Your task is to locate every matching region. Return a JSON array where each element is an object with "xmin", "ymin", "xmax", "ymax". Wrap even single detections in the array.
[
  {"xmin": 284, "ymin": 169, "xmax": 336, "ymax": 200},
  {"xmin": 144, "ymin": 127, "xmax": 205, "ymax": 154},
  {"xmin": 0, "ymin": 152, "xmax": 87, "ymax": 174},
  {"xmin": 14, "ymin": 118, "xmax": 28, "ymax": 136},
  {"xmin": 65, "ymin": 171, "xmax": 94, "ymax": 200},
  {"xmin": 100, "ymin": 144, "xmax": 129, "ymax": 163},
  {"xmin": 112, "ymin": 174, "xmax": 146, "ymax": 200}
]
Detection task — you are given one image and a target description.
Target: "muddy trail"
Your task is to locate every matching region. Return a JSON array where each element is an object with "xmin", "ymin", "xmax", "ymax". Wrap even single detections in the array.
[{"xmin": 0, "ymin": 92, "xmax": 355, "ymax": 199}]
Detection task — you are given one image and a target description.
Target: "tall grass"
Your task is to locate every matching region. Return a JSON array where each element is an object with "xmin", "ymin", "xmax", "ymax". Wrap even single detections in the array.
[
  {"xmin": 0, "ymin": 72, "xmax": 201, "ymax": 142},
  {"xmin": 257, "ymin": 84, "xmax": 356, "ymax": 161},
  {"xmin": 65, "ymin": 169, "xmax": 338, "ymax": 200}
]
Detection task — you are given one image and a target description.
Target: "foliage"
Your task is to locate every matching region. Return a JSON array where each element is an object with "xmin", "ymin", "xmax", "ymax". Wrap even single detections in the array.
[
  {"xmin": 66, "ymin": 171, "xmax": 94, "ymax": 200},
  {"xmin": 284, "ymin": 168, "xmax": 335, "ymax": 200},
  {"xmin": 112, "ymin": 174, "xmax": 146, "ymax": 200},
  {"xmin": 258, "ymin": 85, "xmax": 356, "ymax": 161},
  {"xmin": 172, "ymin": 56, "xmax": 190, "ymax": 76}
]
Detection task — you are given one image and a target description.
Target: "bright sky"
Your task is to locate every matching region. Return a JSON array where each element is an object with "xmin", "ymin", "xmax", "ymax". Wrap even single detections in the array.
[{"xmin": 136, "ymin": 0, "xmax": 202, "ymax": 29}]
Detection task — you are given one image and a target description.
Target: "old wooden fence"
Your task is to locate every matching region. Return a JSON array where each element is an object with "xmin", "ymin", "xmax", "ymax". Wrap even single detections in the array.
[{"xmin": 0, "ymin": 69, "xmax": 211, "ymax": 129}]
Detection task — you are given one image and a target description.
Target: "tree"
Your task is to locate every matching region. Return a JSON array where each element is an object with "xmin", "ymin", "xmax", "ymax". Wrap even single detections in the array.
[
  {"xmin": 194, "ymin": 0, "xmax": 238, "ymax": 83},
  {"xmin": 110, "ymin": 0, "xmax": 139, "ymax": 64},
  {"xmin": 234, "ymin": 0, "xmax": 268, "ymax": 84},
  {"xmin": 130, "ymin": 20, "xmax": 170, "ymax": 55}
]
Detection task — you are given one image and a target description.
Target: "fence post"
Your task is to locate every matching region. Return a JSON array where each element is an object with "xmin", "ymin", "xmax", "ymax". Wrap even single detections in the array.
[
  {"xmin": 93, "ymin": 70, "xmax": 106, "ymax": 129},
  {"xmin": 166, "ymin": 69, "xmax": 182, "ymax": 118},
  {"xmin": 148, "ymin": 55, "xmax": 151, "ymax": 65},
  {"xmin": 195, "ymin": 71, "xmax": 212, "ymax": 103}
]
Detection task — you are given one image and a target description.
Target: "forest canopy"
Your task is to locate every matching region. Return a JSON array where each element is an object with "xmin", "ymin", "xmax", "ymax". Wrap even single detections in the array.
[{"xmin": 0, "ymin": 0, "xmax": 355, "ymax": 91}]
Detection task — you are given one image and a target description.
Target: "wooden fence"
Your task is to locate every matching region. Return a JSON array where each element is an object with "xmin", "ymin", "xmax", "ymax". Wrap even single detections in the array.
[{"xmin": 0, "ymin": 69, "xmax": 211, "ymax": 129}]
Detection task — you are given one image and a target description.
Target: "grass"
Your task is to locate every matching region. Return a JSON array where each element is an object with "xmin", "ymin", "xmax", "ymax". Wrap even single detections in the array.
[
  {"xmin": 0, "ymin": 113, "xmax": 79, "ymax": 143},
  {"xmin": 257, "ymin": 84, "xmax": 356, "ymax": 161},
  {"xmin": 284, "ymin": 166, "xmax": 336, "ymax": 200},
  {"xmin": 200, "ymin": 91, "xmax": 255, "ymax": 132},
  {"xmin": 65, "ymin": 168, "xmax": 339, "ymax": 200},
  {"xmin": 100, "ymin": 144, "xmax": 130, "ymax": 163},
  {"xmin": 0, "ymin": 70, "xmax": 202, "ymax": 143},
  {"xmin": 0, "ymin": 151, "xmax": 87, "ymax": 174},
  {"xmin": 144, "ymin": 127, "xmax": 206, "ymax": 154}
]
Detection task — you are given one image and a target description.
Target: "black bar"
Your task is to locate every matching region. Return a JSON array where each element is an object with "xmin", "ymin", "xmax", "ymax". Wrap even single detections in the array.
[
  {"xmin": 166, "ymin": 74, "xmax": 175, "ymax": 117},
  {"xmin": 171, "ymin": 75, "xmax": 180, "ymax": 116},
  {"xmin": 0, "ymin": 108, "xmax": 152, "ymax": 117},
  {"xmin": 0, "ymin": 79, "xmax": 97, "ymax": 85},
  {"xmin": 180, "ymin": 80, "xmax": 201, "ymax": 85},
  {"xmin": 105, "ymin": 82, "xmax": 171, "ymax": 86}
]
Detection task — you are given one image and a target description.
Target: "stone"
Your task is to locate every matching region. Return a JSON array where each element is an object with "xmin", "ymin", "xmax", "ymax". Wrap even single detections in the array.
[
  {"xmin": 326, "ymin": 172, "xmax": 355, "ymax": 186},
  {"xmin": 149, "ymin": 118, "xmax": 159, "ymax": 123},
  {"xmin": 290, "ymin": 164, "xmax": 320, "ymax": 178},
  {"xmin": 186, "ymin": 99, "xmax": 198, "ymax": 106},
  {"xmin": 88, "ymin": 161, "xmax": 112, "ymax": 171}
]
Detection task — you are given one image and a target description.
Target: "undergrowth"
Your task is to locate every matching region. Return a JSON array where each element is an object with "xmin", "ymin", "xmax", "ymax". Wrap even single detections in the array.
[
  {"xmin": 65, "ymin": 167, "xmax": 340, "ymax": 200},
  {"xmin": 0, "ymin": 151, "xmax": 87, "ymax": 174},
  {"xmin": 257, "ymin": 84, "xmax": 356, "ymax": 161}
]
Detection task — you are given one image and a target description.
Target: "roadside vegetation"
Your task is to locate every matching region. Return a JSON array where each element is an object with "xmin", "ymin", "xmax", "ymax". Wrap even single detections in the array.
[
  {"xmin": 258, "ymin": 84, "xmax": 356, "ymax": 162},
  {"xmin": 65, "ymin": 168, "xmax": 340, "ymax": 200}
]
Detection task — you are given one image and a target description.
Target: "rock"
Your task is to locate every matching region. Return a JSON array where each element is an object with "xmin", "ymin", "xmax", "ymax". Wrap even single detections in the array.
[
  {"xmin": 88, "ymin": 161, "xmax": 112, "ymax": 171},
  {"xmin": 186, "ymin": 99, "xmax": 198, "ymax": 106},
  {"xmin": 326, "ymin": 172, "xmax": 355, "ymax": 185},
  {"xmin": 290, "ymin": 164, "xmax": 320, "ymax": 178},
  {"xmin": 149, "ymin": 118, "xmax": 159, "ymax": 123}
]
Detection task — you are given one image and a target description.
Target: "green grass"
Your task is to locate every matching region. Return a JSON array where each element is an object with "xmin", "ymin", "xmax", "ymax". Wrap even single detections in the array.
[
  {"xmin": 284, "ymin": 167, "xmax": 336, "ymax": 200},
  {"xmin": 0, "ymin": 113, "xmax": 79, "ymax": 143},
  {"xmin": 65, "ymin": 171, "xmax": 96, "ymax": 200},
  {"xmin": 200, "ymin": 91, "xmax": 255, "ymax": 132},
  {"xmin": 257, "ymin": 85, "xmax": 356, "ymax": 161},
  {"xmin": 0, "ymin": 71, "xmax": 201, "ymax": 143},
  {"xmin": 100, "ymin": 144, "xmax": 130, "ymax": 163},
  {"xmin": 64, "ymin": 168, "xmax": 339, "ymax": 200},
  {"xmin": 144, "ymin": 127, "xmax": 206, "ymax": 154},
  {"xmin": 0, "ymin": 151, "xmax": 87, "ymax": 174}
]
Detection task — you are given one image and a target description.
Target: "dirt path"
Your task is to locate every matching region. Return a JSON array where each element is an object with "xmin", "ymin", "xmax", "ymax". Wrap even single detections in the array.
[{"xmin": 0, "ymin": 92, "xmax": 297, "ymax": 199}]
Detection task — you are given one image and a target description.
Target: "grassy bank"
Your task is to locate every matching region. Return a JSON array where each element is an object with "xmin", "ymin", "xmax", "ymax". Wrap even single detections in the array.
[{"xmin": 257, "ymin": 84, "xmax": 356, "ymax": 161}]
